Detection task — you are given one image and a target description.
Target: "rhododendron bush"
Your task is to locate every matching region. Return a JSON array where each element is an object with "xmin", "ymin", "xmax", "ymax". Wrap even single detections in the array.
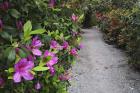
[
  {"xmin": 0, "ymin": 0, "xmax": 84, "ymax": 93},
  {"xmin": 94, "ymin": 0, "xmax": 140, "ymax": 67}
]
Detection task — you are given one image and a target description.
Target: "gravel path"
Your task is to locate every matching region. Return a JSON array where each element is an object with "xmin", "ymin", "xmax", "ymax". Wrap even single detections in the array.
[{"xmin": 68, "ymin": 28, "xmax": 140, "ymax": 93}]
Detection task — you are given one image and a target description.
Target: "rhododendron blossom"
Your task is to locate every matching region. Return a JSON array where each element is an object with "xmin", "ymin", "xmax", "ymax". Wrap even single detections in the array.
[
  {"xmin": 27, "ymin": 55, "xmax": 35, "ymax": 61},
  {"xmin": 62, "ymin": 41, "xmax": 69, "ymax": 50},
  {"xmin": 50, "ymin": 40, "xmax": 63, "ymax": 50},
  {"xmin": 0, "ymin": 1, "xmax": 10, "ymax": 11},
  {"xmin": 16, "ymin": 20, "xmax": 23, "ymax": 30},
  {"xmin": 0, "ymin": 77, "xmax": 4, "ymax": 88},
  {"xmin": 0, "ymin": 19, "xmax": 3, "ymax": 30},
  {"xmin": 59, "ymin": 72, "xmax": 71, "ymax": 81},
  {"xmin": 49, "ymin": 0, "xmax": 56, "ymax": 8},
  {"xmin": 70, "ymin": 48, "xmax": 78, "ymax": 56},
  {"xmin": 50, "ymin": 40, "xmax": 58, "ymax": 49},
  {"xmin": 44, "ymin": 50, "xmax": 58, "ymax": 75},
  {"xmin": 28, "ymin": 37, "xmax": 42, "ymax": 56},
  {"xmin": 71, "ymin": 13, "xmax": 78, "ymax": 22},
  {"xmin": 35, "ymin": 82, "xmax": 41, "ymax": 90},
  {"xmin": 78, "ymin": 43, "xmax": 84, "ymax": 49},
  {"xmin": 13, "ymin": 58, "xmax": 34, "ymax": 83}
]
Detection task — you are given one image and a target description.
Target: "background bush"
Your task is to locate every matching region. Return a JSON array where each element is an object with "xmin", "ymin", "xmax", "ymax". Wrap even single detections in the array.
[{"xmin": 94, "ymin": 0, "xmax": 140, "ymax": 67}]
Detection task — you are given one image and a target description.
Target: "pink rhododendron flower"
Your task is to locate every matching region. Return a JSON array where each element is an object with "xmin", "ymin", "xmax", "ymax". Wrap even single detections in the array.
[
  {"xmin": 59, "ymin": 72, "xmax": 71, "ymax": 81},
  {"xmin": 13, "ymin": 58, "xmax": 34, "ymax": 83},
  {"xmin": 50, "ymin": 40, "xmax": 58, "ymax": 49},
  {"xmin": 0, "ymin": 19, "xmax": 3, "ymax": 30},
  {"xmin": 44, "ymin": 50, "xmax": 58, "ymax": 75},
  {"xmin": 35, "ymin": 82, "xmax": 41, "ymax": 90},
  {"xmin": 70, "ymin": 48, "xmax": 78, "ymax": 56},
  {"xmin": 0, "ymin": 1, "xmax": 10, "ymax": 11},
  {"xmin": 62, "ymin": 41, "xmax": 69, "ymax": 50},
  {"xmin": 0, "ymin": 77, "xmax": 4, "ymax": 88},
  {"xmin": 78, "ymin": 43, "xmax": 84, "ymax": 49},
  {"xmin": 72, "ymin": 31, "xmax": 78, "ymax": 36},
  {"xmin": 28, "ymin": 37, "xmax": 42, "ymax": 56},
  {"xmin": 27, "ymin": 55, "xmax": 35, "ymax": 61},
  {"xmin": 16, "ymin": 20, "xmax": 23, "ymax": 30},
  {"xmin": 71, "ymin": 13, "xmax": 78, "ymax": 22},
  {"xmin": 49, "ymin": 0, "xmax": 56, "ymax": 8},
  {"xmin": 50, "ymin": 40, "xmax": 63, "ymax": 50}
]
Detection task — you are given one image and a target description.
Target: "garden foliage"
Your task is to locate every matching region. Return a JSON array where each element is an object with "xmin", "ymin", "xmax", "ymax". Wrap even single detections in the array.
[
  {"xmin": 95, "ymin": 0, "xmax": 140, "ymax": 67},
  {"xmin": 0, "ymin": 0, "xmax": 84, "ymax": 93}
]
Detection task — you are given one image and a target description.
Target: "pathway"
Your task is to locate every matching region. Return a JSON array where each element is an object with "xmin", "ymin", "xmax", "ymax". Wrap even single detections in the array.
[{"xmin": 69, "ymin": 27, "xmax": 140, "ymax": 93}]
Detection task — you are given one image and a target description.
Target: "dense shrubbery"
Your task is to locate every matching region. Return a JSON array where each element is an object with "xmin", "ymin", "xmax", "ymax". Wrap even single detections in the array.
[
  {"xmin": 0, "ymin": 0, "xmax": 84, "ymax": 93},
  {"xmin": 95, "ymin": 0, "xmax": 140, "ymax": 67}
]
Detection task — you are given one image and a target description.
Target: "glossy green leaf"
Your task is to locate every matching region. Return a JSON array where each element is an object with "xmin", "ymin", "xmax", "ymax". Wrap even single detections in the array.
[
  {"xmin": 19, "ymin": 49, "xmax": 27, "ymax": 58},
  {"xmin": 9, "ymin": 9, "xmax": 21, "ymax": 19},
  {"xmin": 8, "ymin": 68, "xmax": 14, "ymax": 73},
  {"xmin": 8, "ymin": 76, "xmax": 13, "ymax": 79},
  {"xmin": 23, "ymin": 21, "xmax": 32, "ymax": 41},
  {"xmin": 8, "ymin": 48, "xmax": 16, "ymax": 62},
  {"xmin": 30, "ymin": 29, "xmax": 46, "ymax": 35},
  {"xmin": 33, "ymin": 66, "xmax": 49, "ymax": 71}
]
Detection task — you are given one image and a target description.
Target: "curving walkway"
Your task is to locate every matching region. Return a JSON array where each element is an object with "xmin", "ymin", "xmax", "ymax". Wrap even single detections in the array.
[{"xmin": 69, "ymin": 27, "xmax": 140, "ymax": 93}]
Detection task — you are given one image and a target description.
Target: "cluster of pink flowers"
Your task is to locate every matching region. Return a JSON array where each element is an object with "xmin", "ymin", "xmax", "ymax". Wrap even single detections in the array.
[
  {"xmin": 11, "ymin": 11, "xmax": 82, "ymax": 83},
  {"xmin": 44, "ymin": 50, "xmax": 58, "ymax": 75}
]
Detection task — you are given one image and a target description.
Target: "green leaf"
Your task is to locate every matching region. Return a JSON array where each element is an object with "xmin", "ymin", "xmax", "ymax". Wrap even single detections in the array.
[
  {"xmin": 8, "ymin": 48, "xmax": 16, "ymax": 62},
  {"xmin": 24, "ymin": 36, "xmax": 32, "ymax": 41},
  {"xmin": 23, "ymin": 21, "xmax": 32, "ymax": 40},
  {"xmin": 53, "ymin": 8, "xmax": 61, "ymax": 12},
  {"xmin": 8, "ymin": 76, "xmax": 13, "ymax": 79},
  {"xmin": 33, "ymin": 66, "xmax": 49, "ymax": 71},
  {"xmin": 30, "ymin": 29, "xmax": 46, "ymax": 35},
  {"xmin": 39, "ymin": 60, "xmax": 46, "ymax": 66},
  {"xmin": 64, "ymin": 35, "xmax": 70, "ymax": 40},
  {"xmin": 19, "ymin": 49, "xmax": 27, "ymax": 58},
  {"xmin": 15, "ymin": 55, "xmax": 20, "ymax": 63},
  {"xmin": 9, "ymin": 9, "xmax": 21, "ymax": 19},
  {"xmin": 24, "ymin": 21, "xmax": 32, "ymax": 32},
  {"xmin": 30, "ymin": 71, "xmax": 36, "ymax": 75},
  {"xmin": 60, "ymin": 33, "xmax": 64, "ymax": 39},
  {"xmin": 0, "ymin": 32, "xmax": 11, "ymax": 41},
  {"xmin": 8, "ymin": 68, "xmax": 14, "ymax": 73},
  {"xmin": 78, "ymin": 14, "xmax": 84, "ymax": 22}
]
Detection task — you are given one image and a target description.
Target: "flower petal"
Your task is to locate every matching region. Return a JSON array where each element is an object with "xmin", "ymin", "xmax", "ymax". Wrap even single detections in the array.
[
  {"xmin": 14, "ymin": 58, "xmax": 27, "ymax": 71},
  {"xmin": 22, "ymin": 71, "xmax": 34, "ymax": 81},
  {"xmin": 47, "ymin": 57, "xmax": 58, "ymax": 66},
  {"xmin": 49, "ymin": 66, "xmax": 55, "ymax": 76},
  {"xmin": 13, "ymin": 72, "xmax": 21, "ymax": 83},
  {"xmin": 32, "ymin": 49, "xmax": 42, "ymax": 56},
  {"xmin": 44, "ymin": 50, "xmax": 55, "ymax": 57},
  {"xmin": 24, "ymin": 61, "xmax": 34, "ymax": 70}
]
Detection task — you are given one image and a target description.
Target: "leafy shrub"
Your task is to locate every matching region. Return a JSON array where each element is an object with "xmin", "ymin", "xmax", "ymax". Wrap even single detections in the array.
[
  {"xmin": 0, "ymin": 0, "xmax": 84, "ymax": 93},
  {"xmin": 95, "ymin": 0, "xmax": 140, "ymax": 66}
]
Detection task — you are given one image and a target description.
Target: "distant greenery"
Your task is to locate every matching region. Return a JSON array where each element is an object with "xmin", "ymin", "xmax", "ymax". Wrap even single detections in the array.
[{"xmin": 94, "ymin": 0, "xmax": 140, "ymax": 67}]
